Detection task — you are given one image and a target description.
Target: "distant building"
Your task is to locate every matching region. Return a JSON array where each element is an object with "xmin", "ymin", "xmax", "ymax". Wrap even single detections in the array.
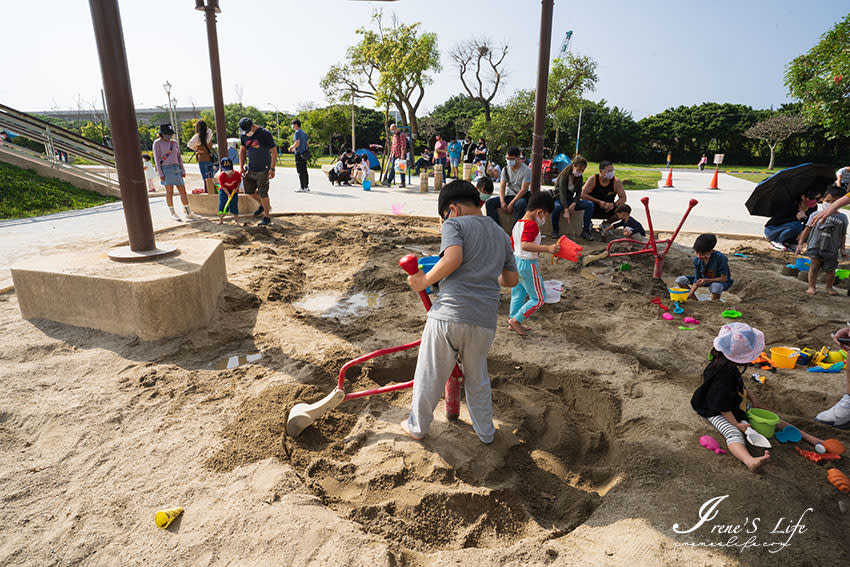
[{"xmin": 34, "ymin": 107, "xmax": 211, "ymax": 125}]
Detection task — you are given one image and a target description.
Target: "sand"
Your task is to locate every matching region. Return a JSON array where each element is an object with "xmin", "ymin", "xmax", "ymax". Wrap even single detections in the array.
[{"xmin": 1, "ymin": 214, "xmax": 849, "ymax": 566}]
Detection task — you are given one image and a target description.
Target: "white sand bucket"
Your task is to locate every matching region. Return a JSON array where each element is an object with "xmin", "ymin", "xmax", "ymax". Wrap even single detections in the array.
[{"xmin": 543, "ymin": 280, "xmax": 564, "ymax": 303}]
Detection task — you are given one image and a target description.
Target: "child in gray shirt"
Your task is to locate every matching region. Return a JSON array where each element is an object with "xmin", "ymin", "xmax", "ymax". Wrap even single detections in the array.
[
  {"xmin": 401, "ymin": 181, "xmax": 518, "ymax": 443},
  {"xmin": 797, "ymin": 187, "xmax": 848, "ymax": 295}
]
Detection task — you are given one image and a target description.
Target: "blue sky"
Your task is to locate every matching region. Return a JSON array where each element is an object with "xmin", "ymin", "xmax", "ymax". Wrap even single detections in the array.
[{"xmin": 1, "ymin": 0, "xmax": 847, "ymax": 119}]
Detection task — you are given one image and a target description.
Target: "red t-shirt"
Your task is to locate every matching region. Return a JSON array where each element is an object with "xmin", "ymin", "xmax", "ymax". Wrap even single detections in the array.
[{"xmin": 217, "ymin": 170, "xmax": 242, "ymax": 192}]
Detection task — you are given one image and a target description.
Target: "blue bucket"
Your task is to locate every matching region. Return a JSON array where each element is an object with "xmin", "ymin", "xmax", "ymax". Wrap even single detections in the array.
[
  {"xmin": 418, "ymin": 256, "xmax": 439, "ymax": 293},
  {"xmin": 363, "ymin": 180, "xmax": 371, "ymax": 191},
  {"xmin": 795, "ymin": 257, "xmax": 811, "ymax": 271}
]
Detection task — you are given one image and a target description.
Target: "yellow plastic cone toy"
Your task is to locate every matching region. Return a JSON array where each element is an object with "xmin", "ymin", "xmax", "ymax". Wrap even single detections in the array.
[{"xmin": 155, "ymin": 507, "xmax": 184, "ymax": 529}]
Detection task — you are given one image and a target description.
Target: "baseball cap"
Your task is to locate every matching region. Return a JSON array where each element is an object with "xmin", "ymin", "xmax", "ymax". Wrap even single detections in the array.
[
  {"xmin": 238, "ymin": 117, "xmax": 253, "ymax": 133},
  {"xmin": 713, "ymin": 323, "xmax": 765, "ymax": 364},
  {"xmin": 220, "ymin": 157, "xmax": 233, "ymax": 171}
]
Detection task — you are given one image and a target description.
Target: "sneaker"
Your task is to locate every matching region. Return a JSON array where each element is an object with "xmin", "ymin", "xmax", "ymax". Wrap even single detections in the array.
[
  {"xmin": 580, "ymin": 230, "xmax": 595, "ymax": 241},
  {"xmin": 814, "ymin": 394, "xmax": 850, "ymax": 429},
  {"xmin": 258, "ymin": 217, "xmax": 271, "ymax": 226},
  {"xmin": 768, "ymin": 241, "xmax": 786, "ymax": 251},
  {"xmin": 170, "ymin": 212, "xmax": 182, "ymax": 222},
  {"xmin": 295, "ymin": 187, "xmax": 307, "ymax": 193},
  {"xmin": 185, "ymin": 211, "xmax": 201, "ymax": 220},
  {"xmin": 253, "ymin": 205, "xmax": 265, "ymax": 217},
  {"xmin": 400, "ymin": 183, "xmax": 406, "ymax": 188}
]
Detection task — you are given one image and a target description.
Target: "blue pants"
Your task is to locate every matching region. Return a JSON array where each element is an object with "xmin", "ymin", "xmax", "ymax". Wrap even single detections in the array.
[
  {"xmin": 510, "ymin": 257, "xmax": 544, "ymax": 323},
  {"xmin": 218, "ymin": 189, "xmax": 239, "ymax": 215},
  {"xmin": 676, "ymin": 275, "xmax": 731, "ymax": 295},
  {"xmin": 764, "ymin": 221, "xmax": 803, "ymax": 245},
  {"xmin": 485, "ymin": 196, "xmax": 527, "ymax": 226},
  {"xmin": 552, "ymin": 199, "xmax": 594, "ymax": 234}
]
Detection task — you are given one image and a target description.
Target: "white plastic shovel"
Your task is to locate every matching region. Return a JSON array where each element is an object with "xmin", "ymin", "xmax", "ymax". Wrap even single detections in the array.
[{"xmin": 745, "ymin": 426, "xmax": 772, "ymax": 449}]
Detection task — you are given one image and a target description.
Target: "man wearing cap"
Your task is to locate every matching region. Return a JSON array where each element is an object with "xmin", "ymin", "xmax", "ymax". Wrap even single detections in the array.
[
  {"xmin": 385, "ymin": 124, "xmax": 408, "ymax": 188},
  {"xmin": 238, "ymin": 117, "xmax": 276, "ymax": 226},
  {"xmin": 289, "ymin": 119, "xmax": 310, "ymax": 193}
]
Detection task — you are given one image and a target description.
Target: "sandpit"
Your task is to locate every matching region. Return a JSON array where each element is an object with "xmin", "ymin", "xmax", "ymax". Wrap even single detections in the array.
[{"xmin": 0, "ymin": 214, "xmax": 848, "ymax": 566}]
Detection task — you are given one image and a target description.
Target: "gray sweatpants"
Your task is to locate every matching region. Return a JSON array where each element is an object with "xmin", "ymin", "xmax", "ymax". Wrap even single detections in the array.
[{"xmin": 405, "ymin": 317, "xmax": 497, "ymax": 443}]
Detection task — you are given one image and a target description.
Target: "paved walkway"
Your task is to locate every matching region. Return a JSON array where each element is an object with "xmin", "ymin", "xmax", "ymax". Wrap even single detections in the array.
[{"xmin": 0, "ymin": 167, "xmax": 766, "ymax": 291}]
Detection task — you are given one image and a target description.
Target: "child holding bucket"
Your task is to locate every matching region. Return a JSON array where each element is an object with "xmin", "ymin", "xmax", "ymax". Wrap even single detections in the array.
[
  {"xmin": 216, "ymin": 157, "xmax": 241, "ymax": 225},
  {"xmin": 507, "ymin": 192, "xmax": 560, "ymax": 336},
  {"xmin": 402, "ymin": 180, "xmax": 518, "ymax": 444},
  {"xmin": 676, "ymin": 233, "xmax": 732, "ymax": 301},
  {"xmin": 691, "ymin": 323, "xmax": 825, "ymax": 473}
]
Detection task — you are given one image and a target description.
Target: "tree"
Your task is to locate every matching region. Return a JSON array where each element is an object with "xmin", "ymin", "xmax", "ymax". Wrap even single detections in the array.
[
  {"xmin": 744, "ymin": 114, "xmax": 806, "ymax": 169},
  {"xmin": 301, "ymin": 105, "xmax": 351, "ymax": 155},
  {"xmin": 573, "ymin": 100, "xmax": 642, "ymax": 162},
  {"xmin": 79, "ymin": 121, "xmax": 103, "ymax": 145},
  {"xmin": 470, "ymin": 89, "xmax": 537, "ymax": 154},
  {"xmin": 200, "ymin": 103, "xmax": 266, "ymax": 139},
  {"xmin": 426, "ymin": 94, "xmax": 483, "ymax": 140},
  {"xmin": 449, "ymin": 38, "xmax": 508, "ymax": 123},
  {"xmin": 321, "ymin": 12, "xmax": 440, "ymax": 139},
  {"xmin": 785, "ymin": 14, "xmax": 850, "ymax": 139},
  {"xmin": 547, "ymin": 54, "xmax": 598, "ymax": 155}
]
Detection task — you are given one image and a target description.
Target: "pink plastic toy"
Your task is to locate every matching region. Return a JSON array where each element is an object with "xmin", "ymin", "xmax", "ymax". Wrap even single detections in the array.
[
  {"xmin": 682, "ymin": 317, "xmax": 700, "ymax": 325},
  {"xmin": 700, "ymin": 435, "xmax": 727, "ymax": 455},
  {"xmin": 662, "ymin": 312, "xmax": 674, "ymax": 320}
]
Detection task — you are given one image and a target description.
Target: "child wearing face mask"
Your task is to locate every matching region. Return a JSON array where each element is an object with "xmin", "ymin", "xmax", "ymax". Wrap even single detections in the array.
[
  {"xmin": 795, "ymin": 186, "xmax": 848, "ymax": 295},
  {"xmin": 507, "ymin": 192, "xmax": 560, "ymax": 336}
]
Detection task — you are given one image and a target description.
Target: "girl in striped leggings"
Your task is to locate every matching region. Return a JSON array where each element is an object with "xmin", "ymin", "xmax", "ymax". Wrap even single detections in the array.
[{"xmin": 691, "ymin": 323, "xmax": 824, "ymax": 473}]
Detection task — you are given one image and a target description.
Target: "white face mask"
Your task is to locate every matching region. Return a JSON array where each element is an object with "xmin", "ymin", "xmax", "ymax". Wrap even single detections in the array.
[
  {"xmin": 535, "ymin": 214, "xmax": 545, "ymax": 227},
  {"xmin": 507, "ymin": 158, "xmax": 518, "ymax": 167},
  {"xmin": 572, "ymin": 169, "xmax": 583, "ymax": 177},
  {"xmin": 604, "ymin": 170, "xmax": 615, "ymax": 180}
]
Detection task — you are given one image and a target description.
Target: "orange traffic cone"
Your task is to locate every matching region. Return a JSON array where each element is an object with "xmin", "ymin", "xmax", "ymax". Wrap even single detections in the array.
[
  {"xmin": 663, "ymin": 168, "xmax": 673, "ymax": 188},
  {"xmin": 709, "ymin": 166, "xmax": 719, "ymax": 190}
]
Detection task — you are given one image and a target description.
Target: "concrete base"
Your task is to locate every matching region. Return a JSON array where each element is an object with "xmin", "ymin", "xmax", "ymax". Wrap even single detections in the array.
[
  {"xmin": 187, "ymin": 192, "xmax": 258, "ymax": 216},
  {"xmin": 496, "ymin": 209, "xmax": 582, "ymax": 238},
  {"xmin": 11, "ymin": 238, "xmax": 227, "ymax": 341}
]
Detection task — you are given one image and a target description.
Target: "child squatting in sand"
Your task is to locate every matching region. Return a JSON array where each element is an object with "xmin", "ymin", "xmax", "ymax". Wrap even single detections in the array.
[
  {"xmin": 507, "ymin": 192, "xmax": 560, "ymax": 336},
  {"xmin": 401, "ymin": 180, "xmax": 518, "ymax": 443},
  {"xmin": 795, "ymin": 186, "xmax": 848, "ymax": 295},
  {"xmin": 691, "ymin": 323, "xmax": 824, "ymax": 473},
  {"xmin": 676, "ymin": 233, "xmax": 732, "ymax": 301}
]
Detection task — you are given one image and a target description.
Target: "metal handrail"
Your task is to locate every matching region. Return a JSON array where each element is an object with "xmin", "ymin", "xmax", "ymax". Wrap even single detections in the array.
[
  {"xmin": 0, "ymin": 104, "xmax": 114, "ymax": 159},
  {"xmin": 0, "ymin": 143, "xmax": 118, "ymax": 193}
]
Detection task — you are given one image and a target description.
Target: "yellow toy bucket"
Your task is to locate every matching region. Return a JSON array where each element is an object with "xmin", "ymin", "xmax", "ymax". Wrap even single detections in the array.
[
  {"xmin": 826, "ymin": 350, "xmax": 847, "ymax": 363},
  {"xmin": 770, "ymin": 347, "xmax": 799, "ymax": 369},
  {"xmin": 668, "ymin": 288, "xmax": 689, "ymax": 302}
]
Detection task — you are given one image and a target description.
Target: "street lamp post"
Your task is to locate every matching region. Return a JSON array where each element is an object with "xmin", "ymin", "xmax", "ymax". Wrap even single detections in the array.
[
  {"xmin": 195, "ymin": 0, "xmax": 228, "ymax": 166},
  {"xmin": 268, "ymin": 103, "xmax": 281, "ymax": 137}
]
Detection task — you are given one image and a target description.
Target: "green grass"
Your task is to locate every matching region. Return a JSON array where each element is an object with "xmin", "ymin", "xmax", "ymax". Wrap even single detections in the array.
[
  {"xmin": 727, "ymin": 172, "xmax": 771, "ymax": 184},
  {"xmin": 0, "ymin": 161, "xmax": 117, "ymax": 219},
  {"xmin": 564, "ymin": 161, "xmax": 660, "ymax": 190}
]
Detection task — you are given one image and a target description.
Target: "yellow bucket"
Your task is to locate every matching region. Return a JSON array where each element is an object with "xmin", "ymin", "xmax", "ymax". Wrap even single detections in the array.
[
  {"xmin": 668, "ymin": 288, "xmax": 689, "ymax": 302},
  {"xmin": 770, "ymin": 347, "xmax": 800, "ymax": 369},
  {"xmin": 826, "ymin": 350, "xmax": 847, "ymax": 363}
]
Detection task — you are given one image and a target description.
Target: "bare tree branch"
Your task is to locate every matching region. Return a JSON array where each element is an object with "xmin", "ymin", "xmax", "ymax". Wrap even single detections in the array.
[{"xmin": 450, "ymin": 37, "xmax": 509, "ymax": 122}]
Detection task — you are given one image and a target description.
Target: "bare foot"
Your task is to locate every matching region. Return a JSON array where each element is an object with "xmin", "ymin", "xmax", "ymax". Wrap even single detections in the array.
[
  {"xmin": 507, "ymin": 318, "xmax": 528, "ymax": 336},
  {"xmin": 827, "ymin": 288, "xmax": 838, "ymax": 296},
  {"xmin": 805, "ymin": 287, "xmax": 816, "ymax": 295},
  {"xmin": 399, "ymin": 419, "xmax": 424, "ymax": 440},
  {"xmin": 217, "ymin": 217, "xmax": 223, "ymax": 225},
  {"xmin": 747, "ymin": 451, "xmax": 770, "ymax": 473},
  {"xmin": 507, "ymin": 322, "xmax": 532, "ymax": 331}
]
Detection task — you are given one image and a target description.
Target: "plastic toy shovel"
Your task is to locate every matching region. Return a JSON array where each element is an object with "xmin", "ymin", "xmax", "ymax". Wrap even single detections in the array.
[{"xmin": 745, "ymin": 426, "xmax": 772, "ymax": 448}]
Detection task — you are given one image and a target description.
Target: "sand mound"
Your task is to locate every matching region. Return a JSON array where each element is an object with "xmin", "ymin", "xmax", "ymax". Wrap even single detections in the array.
[{"xmin": 1, "ymin": 215, "xmax": 849, "ymax": 566}]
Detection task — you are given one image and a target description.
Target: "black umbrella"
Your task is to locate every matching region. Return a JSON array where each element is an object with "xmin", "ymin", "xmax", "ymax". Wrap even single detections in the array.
[{"xmin": 745, "ymin": 163, "xmax": 836, "ymax": 218}]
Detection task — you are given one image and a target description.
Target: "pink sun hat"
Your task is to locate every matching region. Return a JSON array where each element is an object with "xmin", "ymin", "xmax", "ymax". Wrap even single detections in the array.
[{"xmin": 713, "ymin": 323, "xmax": 765, "ymax": 364}]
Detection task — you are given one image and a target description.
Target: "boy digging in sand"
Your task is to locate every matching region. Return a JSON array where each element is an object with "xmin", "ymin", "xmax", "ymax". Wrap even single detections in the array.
[
  {"xmin": 401, "ymin": 180, "xmax": 518, "ymax": 443},
  {"xmin": 795, "ymin": 186, "xmax": 848, "ymax": 295}
]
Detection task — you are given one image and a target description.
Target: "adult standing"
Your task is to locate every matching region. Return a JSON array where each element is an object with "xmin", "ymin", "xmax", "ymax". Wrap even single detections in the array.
[
  {"xmin": 462, "ymin": 135, "xmax": 477, "ymax": 165},
  {"xmin": 763, "ymin": 194, "xmax": 816, "ymax": 251},
  {"xmin": 447, "ymin": 136, "xmax": 462, "ymax": 178},
  {"xmin": 698, "ymin": 154, "xmax": 708, "ymax": 171},
  {"xmin": 433, "ymin": 133, "xmax": 448, "ymax": 183},
  {"xmin": 153, "ymin": 123, "xmax": 199, "ymax": 221},
  {"xmin": 485, "ymin": 147, "xmax": 530, "ymax": 226},
  {"xmin": 581, "ymin": 160, "xmax": 627, "ymax": 225},
  {"xmin": 552, "ymin": 155, "xmax": 594, "ymax": 240},
  {"xmin": 239, "ymin": 116, "xmax": 277, "ymax": 226},
  {"xmin": 385, "ymin": 123, "xmax": 408, "ymax": 188},
  {"xmin": 816, "ymin": 328, "xmax": 850, "ymax": 429},
  {"xmin": 187, "ymin": 119, "xmax": 217, "ymax": 193},
  {"xmin": 288, "ymin": 119, "xmax": 310, "ymax": 193},
  {"xmin": 666, "ymin": 151, "xmax": 672, "ymax": 169},
  {"xmin": 474, "ymin": 138, "xmax": 488, "ymax": 164}
]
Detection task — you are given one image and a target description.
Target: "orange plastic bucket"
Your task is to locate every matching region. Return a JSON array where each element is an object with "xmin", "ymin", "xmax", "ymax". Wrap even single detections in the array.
[{"xmin": 770, "ymin": 347, "xmax": 799, "ymax": 369}]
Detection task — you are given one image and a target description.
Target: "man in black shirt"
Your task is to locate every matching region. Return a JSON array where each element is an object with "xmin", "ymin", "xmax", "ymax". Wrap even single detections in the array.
[{"xmin": 239, "ymin": 117, "xmax": 277, "ymax": 226}]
